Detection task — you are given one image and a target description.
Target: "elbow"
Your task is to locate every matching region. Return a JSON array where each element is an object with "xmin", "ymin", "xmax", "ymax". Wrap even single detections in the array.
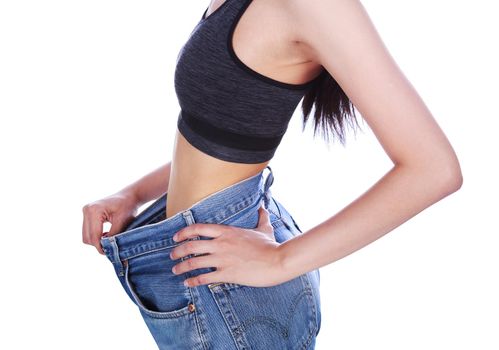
[
  {"xmin": 445, "ymin": 169, "xmax": 463, "ymax": 194},
  {"xmin": 437, "ymin": 159, "xmax": 463, "ymax": 195},
  {"xmin": 396, "ymin": 145, "xmax": 463, "ymax": 196},
  {"xmin": 400, "ymin": 155, "xmax": 463, "ymax": 196},
  {"xmin": 428, "ymin": 141, "xmax": 464, "ymax": 195}
]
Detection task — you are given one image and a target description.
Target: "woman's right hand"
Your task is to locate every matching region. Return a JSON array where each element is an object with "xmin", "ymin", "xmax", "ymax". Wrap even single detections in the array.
[{"xmin": 82, "ymin": 191, "xmax": 140, "ymax": 255}]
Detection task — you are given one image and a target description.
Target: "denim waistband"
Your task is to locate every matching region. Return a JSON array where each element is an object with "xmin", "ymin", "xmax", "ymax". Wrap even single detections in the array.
[{"xmin": 100, "ymin": 165, "xmax": 275, "ymax": 264}]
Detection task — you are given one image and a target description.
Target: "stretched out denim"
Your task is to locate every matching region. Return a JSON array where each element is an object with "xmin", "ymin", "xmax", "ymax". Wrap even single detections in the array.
[{"xmin": 100, "ymin": 166, "xmax": 321, "ymax": 349}]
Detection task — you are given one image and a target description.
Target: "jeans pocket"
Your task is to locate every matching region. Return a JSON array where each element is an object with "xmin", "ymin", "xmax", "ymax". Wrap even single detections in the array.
[
  {"xmin": 123, "ymin": 248, "xmax": 194, "ymax": 319},
  {"xmin": 208, "ymin": 274, "xmax": 318, "ymax": 349},
  {"xmin": 104, "ymin": 242, "xmax": 203, "ymax": 349}
]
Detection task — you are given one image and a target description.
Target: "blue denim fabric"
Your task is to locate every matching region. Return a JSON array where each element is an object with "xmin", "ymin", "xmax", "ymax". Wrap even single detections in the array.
[{"xmin": 100, "ymin": 166, "xmax": 321, "ymax": 349}]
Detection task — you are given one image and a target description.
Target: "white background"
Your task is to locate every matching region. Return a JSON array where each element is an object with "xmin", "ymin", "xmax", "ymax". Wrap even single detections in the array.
[{"xmin": 0, "ymin": 1, "xmax": 497, "ymax": 349}]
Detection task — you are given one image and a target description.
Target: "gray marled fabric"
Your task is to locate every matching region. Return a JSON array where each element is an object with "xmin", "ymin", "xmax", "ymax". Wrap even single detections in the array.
[{"xmin": 174, "ymin": 0, "xmax": 324, "ymax": 163}]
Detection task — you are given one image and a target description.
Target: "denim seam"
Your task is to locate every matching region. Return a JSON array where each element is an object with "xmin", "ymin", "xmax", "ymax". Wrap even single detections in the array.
[
  {"xmin": 271, "ymin": 196, "xmax": 283, "ymax": 219},
  {"xmin": 121, "ymin": 242, "xmax": 182, "ymax": 261},
  {"xmin": 234, "ymin": 288, "xmax": 311, "ymax": 341},
  {"xmin": 298, "ymin": 275, "xmax": 318, "ymax": 350},
  {"xmin": 186, "ymin": 283, "xmax": 210, "ymax": 350},
  {"xmin": 268, "ymin": 207, "xmax": 282, "ymax": 220},
  {"xmin": 214, "ymin": 287, "xmax": 251, "ymax": 348},
  {"xmin": 307, "ymin": 275, "xmax": 321, "ymax": 338},
  {"xmin": 271, "ymin": 218, "xmax": 285, "ymax": 230},
  {"xmin": 301, "ymin": 323, "xmax": 315, "ymax": 350},
  {"xmin": 217, "ymin": 190, "xmax": 264, "ymax": 225},
  {"xmin": 107, "ymin": 236, "xmax": 125, "ymax": 275}
]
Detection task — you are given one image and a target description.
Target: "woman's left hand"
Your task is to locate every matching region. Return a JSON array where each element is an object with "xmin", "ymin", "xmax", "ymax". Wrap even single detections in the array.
[{"xmin": 169, "ymin": 204, "xmax": 285, "ymax": 288}]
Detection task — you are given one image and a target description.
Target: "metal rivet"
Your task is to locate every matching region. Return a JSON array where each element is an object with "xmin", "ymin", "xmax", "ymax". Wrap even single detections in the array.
[{"xmin": 188, "ymin": 303, "xmax": 196, "ymax": 312}]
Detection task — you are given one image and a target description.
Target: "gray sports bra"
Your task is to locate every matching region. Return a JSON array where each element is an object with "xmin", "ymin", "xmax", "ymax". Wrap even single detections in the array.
[{"xmin": 174, "ymin": 0, "xmax": 325, "ymax": 163}]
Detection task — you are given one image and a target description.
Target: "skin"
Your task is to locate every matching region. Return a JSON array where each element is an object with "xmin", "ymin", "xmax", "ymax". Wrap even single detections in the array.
[{"xmin": 83, "ymin": 0, "xmax": 463, "ymax": 289}]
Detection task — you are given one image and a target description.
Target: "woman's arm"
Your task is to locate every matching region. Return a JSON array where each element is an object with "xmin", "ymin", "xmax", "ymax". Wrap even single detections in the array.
[
  {"xmin": 278, "ymin": 165, "xmax": 461, "ymax": 280},
  {"xmin": 118, "ymin": 161, "xmax": 172, "ymax": 206},
  {"xmin": 82, "ymin": 161, "xmax": 172, "ymax": 253},
  {"xmin": 276, "ymin": 0, "xmax": 462, "ymax": 279}
]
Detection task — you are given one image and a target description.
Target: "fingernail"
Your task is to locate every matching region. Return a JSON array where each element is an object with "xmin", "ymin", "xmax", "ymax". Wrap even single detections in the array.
[{"xmin": 173, "ymin": 234, "xmax": 178, "ymax": 242}]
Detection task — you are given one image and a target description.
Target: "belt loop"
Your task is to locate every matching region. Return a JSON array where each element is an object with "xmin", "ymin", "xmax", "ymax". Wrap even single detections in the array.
[
  {"xmin": 181, "ymin": 210, "xmax": 199, "ymax": 262},
  {"xmin": 262, "ymin": 166, "xmax": 274, "ymax": 209},
  {"xmin": 108, "ymin": 236, "xmax": 125, "ymax": 276},
  {"xmin": 182, "ymin": 209, "xmax": 196, "ymax": 226}
]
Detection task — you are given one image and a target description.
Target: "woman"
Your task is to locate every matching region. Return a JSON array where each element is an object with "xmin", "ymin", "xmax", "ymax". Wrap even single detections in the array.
[{"xmin": 82, "ymin": 0, "xmax": 463, "ymax": 349}]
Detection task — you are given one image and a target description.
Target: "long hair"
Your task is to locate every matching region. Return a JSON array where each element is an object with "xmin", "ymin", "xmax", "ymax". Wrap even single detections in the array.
[{"xmin": 301, "ymin": 70, "xmax": 362, "ymax": 146}]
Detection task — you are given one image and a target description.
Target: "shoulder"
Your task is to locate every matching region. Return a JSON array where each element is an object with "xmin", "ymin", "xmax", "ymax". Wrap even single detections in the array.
[
  {"xmin": 281, "ymin": 0, "xmax": 393, "ymax": 96},
  {"xmin": 283, "ymin": 0, "xmax": 374, "ymax": 53}
]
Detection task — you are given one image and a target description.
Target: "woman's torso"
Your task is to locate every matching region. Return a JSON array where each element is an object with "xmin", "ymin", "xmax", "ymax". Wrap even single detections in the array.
[{"xmin": 165, "ymin": 0, "xmax": 322, "ymax": 219}]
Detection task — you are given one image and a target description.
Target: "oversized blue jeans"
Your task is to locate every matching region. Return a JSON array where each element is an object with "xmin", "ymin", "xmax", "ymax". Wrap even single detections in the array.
[{"xmin": 100, "ymin": 166, "xmax": 321, "ymax": 349}]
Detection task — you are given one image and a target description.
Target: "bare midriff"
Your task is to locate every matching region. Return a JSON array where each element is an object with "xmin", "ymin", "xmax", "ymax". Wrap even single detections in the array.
[{"xmin": 165, "ymin": 130, "xmax": 270, "ymax": 219}]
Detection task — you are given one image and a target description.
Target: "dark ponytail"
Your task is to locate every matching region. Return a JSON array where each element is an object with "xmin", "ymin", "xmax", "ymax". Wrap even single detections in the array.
[{"xmin": 301, "ymin": 70, "xmax": 362, "ymax": 146}]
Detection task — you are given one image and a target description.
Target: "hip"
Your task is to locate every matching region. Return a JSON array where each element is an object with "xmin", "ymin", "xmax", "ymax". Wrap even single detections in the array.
[{"xmin": 100, "ymin": 166, "xmax": 321, "ymax": 349}]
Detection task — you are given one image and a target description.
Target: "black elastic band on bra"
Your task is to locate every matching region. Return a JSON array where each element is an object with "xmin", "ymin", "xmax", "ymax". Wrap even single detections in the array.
[{"xmin": 180, "ymin": 109, "xmax": 284, "ymax": 152}]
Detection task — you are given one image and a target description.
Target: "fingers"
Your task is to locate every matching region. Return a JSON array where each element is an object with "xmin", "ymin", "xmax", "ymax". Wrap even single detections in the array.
[
  {"xmin": 257, "ymin": 203, "xmax": 273, "ymax": 234},
  {"xmin": 90, "ymin": 216, "xmax": 105, "ymax": 255},
  {"xmin": 171, "ymin": 254, "xmax": 218, "ymax": 276},
  {"xmin": 184, "ymin": 270, "xmax": 224, "ymax": 288},
  {"xmin": 106, "ymin": 215, "xmax": 129, "ymax": 237},
  {"xmin": 173, "ymin": 223, "xmax": 225, "ymax": 243},
  {"xmin": 82, "ymin": 205, "xmax": 105, "ymax": 255},
  {"xmin": 170, "ymin": 239, "xmax": 214, "ymax": 260}
]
